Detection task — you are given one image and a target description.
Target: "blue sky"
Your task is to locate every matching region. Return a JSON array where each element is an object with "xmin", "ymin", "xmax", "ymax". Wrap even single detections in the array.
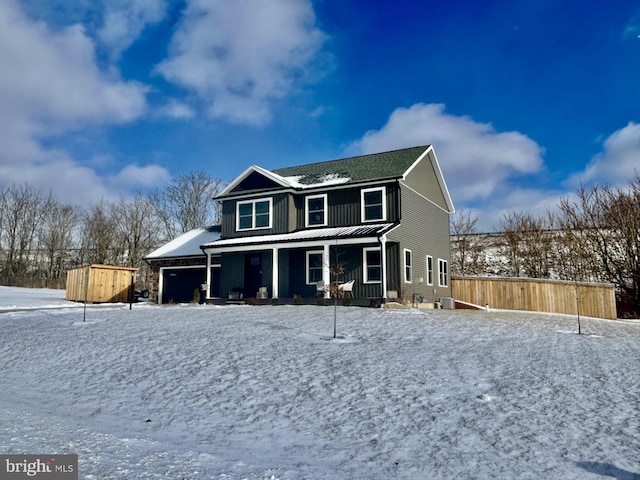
[{"xmin": 1, "ymin": 0, "xmax": 639, "ymax": 230}]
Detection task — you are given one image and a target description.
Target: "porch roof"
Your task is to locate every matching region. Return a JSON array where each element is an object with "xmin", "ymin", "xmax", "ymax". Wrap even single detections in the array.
[{"xmin": 201, "ymin": 223, "xmax": 396, "ymax": 251}]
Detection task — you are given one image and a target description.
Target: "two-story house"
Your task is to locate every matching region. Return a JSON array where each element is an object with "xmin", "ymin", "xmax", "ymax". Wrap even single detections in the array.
[{"xmin": 201, "ymin": 145, "xmax": 455, "ymax": 305}]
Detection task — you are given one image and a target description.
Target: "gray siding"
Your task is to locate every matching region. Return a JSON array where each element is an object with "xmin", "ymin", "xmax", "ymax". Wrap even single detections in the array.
[
  {"xmin": 385, "ymin": 242, "xmax": 401, "ymax": 295},
  {"xmin": 220, "ymin": 252, "xmax": 244, "ymax": 298},
  {"xmin": 219, "ymin": 250, "xmax": 273, "ymax": 299},
  {"xmin": 388, "ymin": 183, "xmax": 452, "ymax": 302},
  {"xmin": 294, "ymin": 183, "xmax": 400, "ymax": 229},
  {"xmin": 403, "ymin": 150, "xmax": 448, "ymax": 211},
  {"xmin": 326, "ymin": 244, "xmax": 385, "ymax": 299},
  {"xmin": 221, "ymin": 193, "xmax": 290, "ymax": 238}
]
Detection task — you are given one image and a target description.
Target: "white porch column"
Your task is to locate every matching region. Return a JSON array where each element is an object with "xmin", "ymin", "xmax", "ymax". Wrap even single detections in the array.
[
  {"xmin": 323, "ymin": 243, "xmax": 330, "ymax": 298},
  {"xmin": 380, "ymin": 235, "xmax": 388, "ymax": 300},
  {"xmin": 205, "ymin": 250, "xmax": 211, "ymax": 299},
  {"xmin": 272, "ymin": 247, "xmax": 279, "ymax": 299}
]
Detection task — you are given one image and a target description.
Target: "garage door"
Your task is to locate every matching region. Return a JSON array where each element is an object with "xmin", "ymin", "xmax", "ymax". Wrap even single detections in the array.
[{"xmin": 162, "ymin": 268, "xmax": 206, "ymax": 304}]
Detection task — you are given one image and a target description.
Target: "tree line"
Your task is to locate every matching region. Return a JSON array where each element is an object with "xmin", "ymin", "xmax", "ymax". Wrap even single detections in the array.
[
  {"xmin": 3, "ymin": 169, "xmax": 639, "ymax": 317},
  {"xmin": 451, "ymin": 174, "xmax": 640, "ymax": 318},
  {"xmin": 0, "ymin": 172, "xmax": 223, "ymax": 289}
]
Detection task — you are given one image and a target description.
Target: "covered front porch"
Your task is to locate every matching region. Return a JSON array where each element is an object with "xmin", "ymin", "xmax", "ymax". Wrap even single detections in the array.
[{"xmin": 201, "ymin": 224, "xmax": 400, "ymax": 305}]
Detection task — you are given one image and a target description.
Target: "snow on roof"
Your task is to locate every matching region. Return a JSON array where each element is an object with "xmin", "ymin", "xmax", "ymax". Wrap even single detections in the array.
[
  {"xmin": 281, "ymin": 173, "xmax": 351, "ymax": 189},
  {"xmin": 145, "ymin": 225, "xmax": 221, "ymax": 259}
]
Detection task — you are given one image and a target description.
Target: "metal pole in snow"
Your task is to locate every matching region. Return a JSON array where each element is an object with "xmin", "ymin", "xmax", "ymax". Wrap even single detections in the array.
[
  {"xmin": 575, "ymin": 283, "xmax": 581, "ymax": 335},
  {"xmin": 129, "ymin": 271, "xmax": 134, "ymax": 310},
  {"xmin": 83, "ymin": 266, "xmax": 89, "ymax": 322}
]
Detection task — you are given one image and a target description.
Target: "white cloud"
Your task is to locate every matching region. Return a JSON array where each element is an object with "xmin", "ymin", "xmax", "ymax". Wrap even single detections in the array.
[
  {"xmin": 156, "ymin": 0, "xmax": 326, "ymax": 125},
  {"xmin": 567, "ymin": 122, "xmax": 640, "ymax": 187},
  {"xmin": 107, "ymin": 164, "xmax": 171, "ymax": 190},
  {"xmin": 480, "ymin": 187, "xmax": 565, "ymax": 231},
  {"xmin": 157, "ymin": 99, "xmax": 196, "ymax": 119},
  {"xmin": 0, "ymin": 155, "xmax": 111, "ymax": 205},
  {"xmin": 0, "ymin": 2, "xmax": 147, "ymax": 126},
  {"xmin": 98, "ymin": 0, "xmax": 168, "ymax": 58},
  {"xmin": 348, "ymin": 103, "xmax": 545, "ymax": 203},
  {"xmin": 0, "ymin": 0, "xmax": 153, "ymax": 205}
]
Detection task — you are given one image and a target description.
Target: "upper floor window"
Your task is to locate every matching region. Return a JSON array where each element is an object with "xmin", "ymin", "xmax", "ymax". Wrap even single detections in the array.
[
  {"xmin": 237, "ymin": 198, "xmax": 272, "ymax": 231},
  {"xmin": 363, "ymin": 247, "xmax": 382, "ymax": 283},
  {"xmin": 306, "ymin": 194, "xmax": 327, "ymax": 227},
  {"xmin": 361, "ymin": 187, "xmax": 386, "ymax": 222},
  {"xmin": 438, "ymin": 258, "xmax": 449, "ymax": 287}
]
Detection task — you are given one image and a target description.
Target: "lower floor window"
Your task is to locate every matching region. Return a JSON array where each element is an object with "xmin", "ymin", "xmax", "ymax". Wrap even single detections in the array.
[
  {"xmin": 404, "ymin": 249, "xmax": 412, "ymax": 283},
  {"xmin": 438, "ymin": 258, "xmax": 449, "ymax": 287},
  {"xmin": 307, "ymin": 251, "xmax": 324, "ymax": 284},
  {"xmin": 363, "ymin": 247, "xmax": 381, "ymax": 283}
]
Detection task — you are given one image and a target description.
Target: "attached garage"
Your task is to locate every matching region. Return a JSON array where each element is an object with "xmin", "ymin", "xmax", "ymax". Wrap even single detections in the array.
[
  {"xmin": 145, "ymin": 225, "xmax": 221, "ymax": 304},
  {"xmin": 160, "ymin": 267, "xmax": 206, "ymax": 304}
]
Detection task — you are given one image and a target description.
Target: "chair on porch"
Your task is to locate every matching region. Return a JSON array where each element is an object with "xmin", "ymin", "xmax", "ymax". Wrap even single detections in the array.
[
  {"xmin": 316, "ymin": 280, "xmax": 326, "ymax": 297},
  {"xmin": 338, "ymin": 280, "xmax": 355, "ymax": 298}
]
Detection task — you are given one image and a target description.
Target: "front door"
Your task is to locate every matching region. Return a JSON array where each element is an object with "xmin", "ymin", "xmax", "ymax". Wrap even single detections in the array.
[{"xmin": 244, "ymin": 253, "xmax": 262, "ymax": 298}]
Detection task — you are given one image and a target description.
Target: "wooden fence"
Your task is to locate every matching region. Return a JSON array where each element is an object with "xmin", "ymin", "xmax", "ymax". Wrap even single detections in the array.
[
  {"xmin": 66, "ymin": 264, "xmax": 137, "ymax": 303},
  {"xmin": 452, "ymin": 276, "xmax": 617, "ymax": 320}
]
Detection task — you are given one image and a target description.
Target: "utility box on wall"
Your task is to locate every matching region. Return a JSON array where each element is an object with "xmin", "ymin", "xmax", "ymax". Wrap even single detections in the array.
[{"xmin": 66, "ymin": 264, "xmax": 138, "ymax": 303}]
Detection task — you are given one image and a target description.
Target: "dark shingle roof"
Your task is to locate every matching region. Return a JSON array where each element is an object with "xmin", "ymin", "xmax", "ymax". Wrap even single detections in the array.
[{"xmin": 272, "ymin": 145, "xmax": 430, "ymax": 185}]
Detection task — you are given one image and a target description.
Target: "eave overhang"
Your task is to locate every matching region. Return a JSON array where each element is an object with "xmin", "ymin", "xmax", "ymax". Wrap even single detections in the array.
[{"xmin": 201, "ymin": 223, "xmax": 398, "ymax": 253}]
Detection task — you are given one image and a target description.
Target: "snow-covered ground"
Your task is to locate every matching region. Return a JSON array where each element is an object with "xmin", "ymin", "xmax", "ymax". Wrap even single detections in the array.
[
  {"xmin": 1, "ymin": 287, "xmax": 639, "ymax": 479},
  {"xmin": 0, "ymin": 285, "xmax": 80, "ymax": 311}
]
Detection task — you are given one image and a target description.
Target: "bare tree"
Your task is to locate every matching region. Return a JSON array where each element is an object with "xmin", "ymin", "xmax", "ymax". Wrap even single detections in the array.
[
  {"xmin": 113, "ymin": 193, "xmax": 162, "ymax": 266},
  {"xmin": 111, "ymin": 193, "xmax": 163, "ymax": 286},
  {"xmin": 548, "ymin": 208, "xmax": 598, "ymax": 282},
  {"xmin": 496, "ymin": 211, "xmax": 526, "ymax": 277},
  {"xmin": 558, "ymin": 177, "xmax": 640, "ymax": 317},
  {"xmin": 0, "ymin": 184, "xmax": 52, "ymax": 285},
  {"xmin": 518, "ymin": 213, "xmax": 553, "ymax": 279},
  {"xmin": 37, "ymin": 202, "xmax": 81, "ymax": 288},
  {"xmin": 450, "ymin": 210, "xmax": 486, "ymax": 276},
  {"xmin": 494, "ymin": 211, "xmax": 554, "ymax": 279},
  {"xmin": 150, "ymin": 171, "xmax": 224, "ymax": 241},
  {"xmin": 79, "ymin": 200, "xmax": 122, "ymax": 266}
]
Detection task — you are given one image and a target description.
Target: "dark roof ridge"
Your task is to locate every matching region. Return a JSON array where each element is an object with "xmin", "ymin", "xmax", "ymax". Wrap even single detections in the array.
[{"xmin": 273, "ymin": 145, "xmax": 431, "ymax": 173}]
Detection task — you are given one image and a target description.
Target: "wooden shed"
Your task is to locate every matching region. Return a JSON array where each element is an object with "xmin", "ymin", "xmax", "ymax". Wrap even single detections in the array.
[{"xmin": 66, "ymin": 264, "xmax": 138, "ymax": 303}]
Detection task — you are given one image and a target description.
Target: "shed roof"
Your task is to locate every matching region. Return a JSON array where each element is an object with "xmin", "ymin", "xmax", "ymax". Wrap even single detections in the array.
[{"xmin": 145, "ymin": 225, "xmax": 221, "ymax": 260}]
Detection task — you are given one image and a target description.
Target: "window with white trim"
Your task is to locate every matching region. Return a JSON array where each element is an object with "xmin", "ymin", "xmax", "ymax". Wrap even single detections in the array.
[
  {"xmin": 237, "ymin": 198, "xmax": 272, "ymax": 231},
  {"xmin": 438, "ymin": 258, "xmax": 449, "ymax": 287},
  {"xmin": 305, "ymin": 194, "xmax": 327, "ymax": 227},
  {"xmin": 426, "ymin": 255, "xmax": 433, "ymax": 286},
  {"xmin": 306, "ymin": 250, "xmax": 324, "ymax": 284},
  {"xmin": 363, "ymin": 247, "xmax": 382, "ymax": 283},
  {"xmin": 404, "ymin": 248, "xmax": 412, "ymax": 283},
  {"xmin": 361, "ymin": 187, "xmax": 386, "ymax": 222}
]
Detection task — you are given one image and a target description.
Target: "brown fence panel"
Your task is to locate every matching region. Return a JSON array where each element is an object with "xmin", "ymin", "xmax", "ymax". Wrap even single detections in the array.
[{"xmin": 452, "ymin": 276, "xmax": 617, "ymax": 319}]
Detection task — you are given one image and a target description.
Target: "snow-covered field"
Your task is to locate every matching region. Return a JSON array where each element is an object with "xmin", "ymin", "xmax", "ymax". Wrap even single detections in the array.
[{"xmin": 1, "ymin": 286, "xmax": 639, "ymax": 479}]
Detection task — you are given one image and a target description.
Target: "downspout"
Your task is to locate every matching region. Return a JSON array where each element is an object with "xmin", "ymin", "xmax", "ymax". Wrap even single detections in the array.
[
  {"xmin": 379, "ymin": 181, "xmax": 401, "ymax": 304},
  {"xmin": 379, "ymin": 233, "xmax": 387, "ymax": 304},
  {"xmin": 323, "ymin": 243, "xmax": 330, "ymax": 299},
  {"xmin": 272, "ymin": 247, "xmax": 279, "ymax": 299},
  {"xmin": 205, "ymin": 248, "xmax": 211, "ymax": 300}
]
